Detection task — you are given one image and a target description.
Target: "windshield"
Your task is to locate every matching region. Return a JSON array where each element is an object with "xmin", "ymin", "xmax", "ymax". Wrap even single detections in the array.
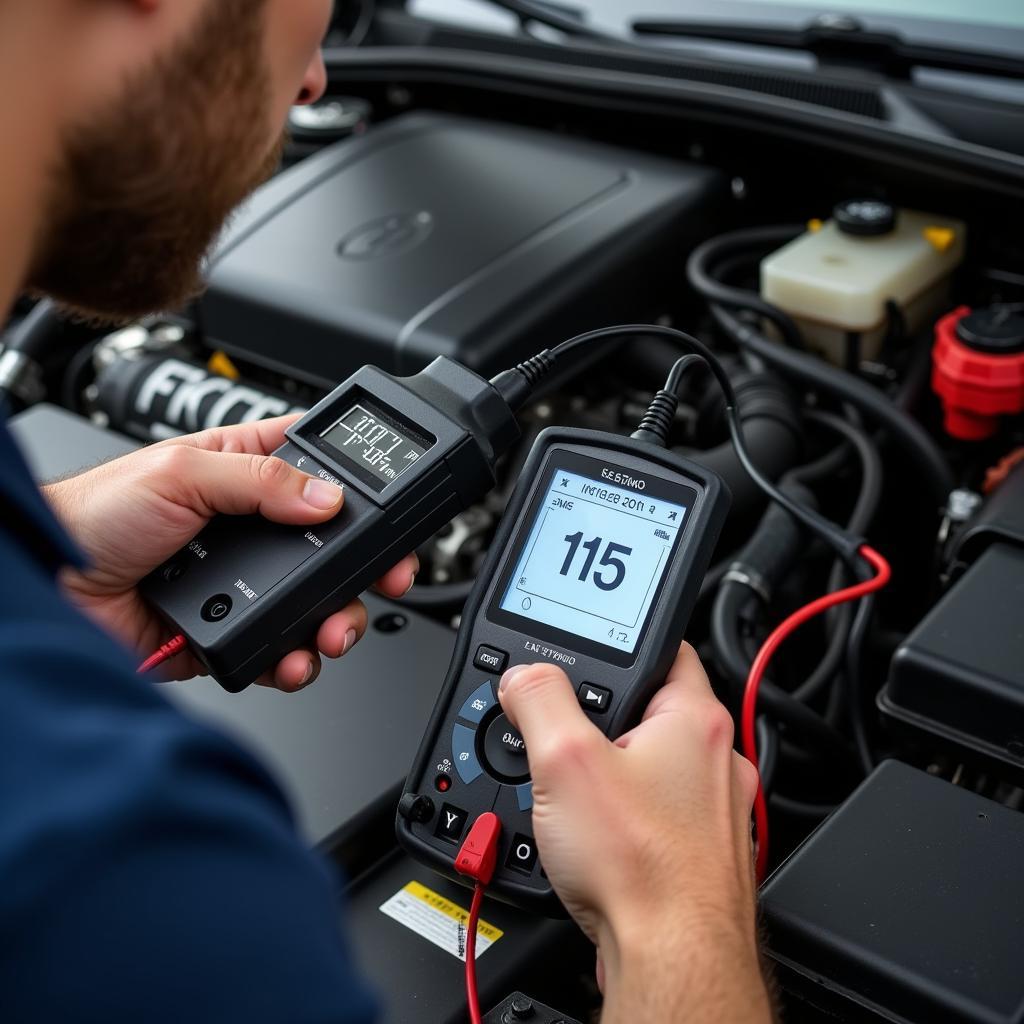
[
  {"xmin": 410, "ymin": 0, "xmax": 1024, "ymax": 55},
  {"xmin": 581, "ymin": 0, "xmax": 1024, "ymax": 32}
]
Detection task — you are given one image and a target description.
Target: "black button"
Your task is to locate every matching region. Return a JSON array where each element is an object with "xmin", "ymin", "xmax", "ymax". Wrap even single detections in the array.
[
  {"xmin": 201, "ymin": 594, "xmax": 233, "ymax": 622},
  {"xmin": 481, "ymin": 713, "xmax": 530, "ymax": 783},
  {"xmin": 434, "ymin": 803, "xmax": 468, "ymax": 844},
  {"xmin": 161, "ymin": 561, "xmax": 185, "ymax": 583},
  {"xmin": 398, "ymin": 793, "xmax": 434, "ymax": 824},
  {"xmin": 474, "ymin": 644, "xmax": 508, "ymax": 674},
  {"xmin": 506, "ymin": 833, "xmax": 538, "ymax": 874},
  {"xmin": 577, "ymin": 683, "xmax": 612, "ymax": 713}
]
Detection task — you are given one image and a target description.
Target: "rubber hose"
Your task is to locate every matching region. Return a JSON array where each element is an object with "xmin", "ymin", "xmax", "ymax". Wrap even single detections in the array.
[
  {"xmin": 687, "ymin": 227, "xmax": 807, "ymax": 350},
  {"xmin": 706, "ymin": 303, "xmax": 953, "ymax": 510},
  {"xmin": 682, "ymin": 370, "xmax": 803, "ymax": 515},
  {"xmin": 712, "ymin": 580, "xmax": 852, "ymax": 756}
]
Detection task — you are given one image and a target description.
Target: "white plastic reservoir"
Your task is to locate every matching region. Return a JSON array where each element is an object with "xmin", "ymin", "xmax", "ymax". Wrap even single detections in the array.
[{"xmin": 761, "ymin": 203, "xmax": 966, "ymax": 365}]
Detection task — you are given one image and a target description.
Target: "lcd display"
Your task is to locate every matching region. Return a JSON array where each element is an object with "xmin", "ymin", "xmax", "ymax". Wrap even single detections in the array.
[
  {"xmin": 498, "ymin": 468, "xmax": 688, "ymax": 653},
  {"xmin": 319, "ymin": 403, "xmax": 428, "ymax": 487}
]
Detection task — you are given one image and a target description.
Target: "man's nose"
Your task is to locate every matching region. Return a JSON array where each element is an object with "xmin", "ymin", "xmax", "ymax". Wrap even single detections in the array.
[{"xmin": 295, "ymin": 50, "xmax": 328, "ymax": 106}]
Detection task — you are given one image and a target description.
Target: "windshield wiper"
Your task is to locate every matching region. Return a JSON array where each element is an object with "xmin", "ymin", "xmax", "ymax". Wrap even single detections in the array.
[
  {"xmin": 631, "ymin": 14, "xmax": 1023, "ymax": 81},
  {"xmin": 481, "ymin": 0, "xmax": 622, "ymax": 43}
]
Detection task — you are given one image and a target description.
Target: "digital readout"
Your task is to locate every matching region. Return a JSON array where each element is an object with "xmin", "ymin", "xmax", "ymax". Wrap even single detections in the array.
[
  {"xmin": 498, "ymin": 469, "xmax": 688, "ymax": 654},
  {"xmin": 320, "ymin": 404, "xmax": 427, "ymax": 487}
]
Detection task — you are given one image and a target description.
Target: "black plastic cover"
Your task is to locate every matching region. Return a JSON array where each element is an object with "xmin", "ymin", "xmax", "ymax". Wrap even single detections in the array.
[
  {"xmin": 879, "ymin": 542, "xmax": 1024, "ymax": 777},
  {"xmin": 762, "ymin": 760, "xmax": 1024, "ymax": 1024},
  {"xmin": 200, "ymin": 112, "xmax": 724, "ymax": 387}
]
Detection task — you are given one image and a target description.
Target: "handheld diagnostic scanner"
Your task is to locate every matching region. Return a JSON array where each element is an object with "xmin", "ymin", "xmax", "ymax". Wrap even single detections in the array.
[{"xmin": 397, "ymin": 426, "xmax": 729, "ymax": 914}]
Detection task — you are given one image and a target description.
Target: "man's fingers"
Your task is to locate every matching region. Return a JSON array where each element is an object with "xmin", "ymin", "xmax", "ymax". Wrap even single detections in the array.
[
  {"xmin": 167, "ymin": 447, "xmax": 344, "ymax": 524},
  {"xmin": 164, "ymin": 414, "xmax": 303, "ymax": 458},
  {"xmin": 499, "ymin": 663, "xmax": 603, "ymax": 775},
  {"xmin": 374, "ymin": 553, "xmax": 419, "ymax": 598},
  {"xmin": 259, "ymin": 648, "xmax": 321, "ymax": 693},
  {"xmin": 315, "ymin": 601, "xmax": 368, "ymax": 659}
]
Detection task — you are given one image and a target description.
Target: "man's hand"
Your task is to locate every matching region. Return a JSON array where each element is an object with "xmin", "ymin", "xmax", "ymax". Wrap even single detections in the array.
[
  {"xmin": 499, "ymin": 644, "xmax": 772, "ymax": 1023},
  {"xmin": 44, "ymin": 415, "xmax": 418, "ymax": 690}
]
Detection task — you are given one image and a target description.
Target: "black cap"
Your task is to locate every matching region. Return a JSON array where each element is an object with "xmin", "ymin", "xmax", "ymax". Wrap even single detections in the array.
[
  {"xmin": 955, "ymin": 307, "xmax": 1024, "ymax": 355},
  {"xmin": 833, "ymin": 199, "xmax": 896, "ymax": 237}
]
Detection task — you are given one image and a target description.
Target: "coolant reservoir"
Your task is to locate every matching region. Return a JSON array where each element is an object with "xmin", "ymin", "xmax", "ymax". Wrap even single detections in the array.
[{"xmin": 761, "ymin": 200, "xmax": 965, "ymax": 365}]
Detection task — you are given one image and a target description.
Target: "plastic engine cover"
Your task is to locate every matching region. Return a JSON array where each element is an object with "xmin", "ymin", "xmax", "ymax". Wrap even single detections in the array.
[{"xmin": 200, "ymin": 112, "xmax": 724, "ymax": 387}]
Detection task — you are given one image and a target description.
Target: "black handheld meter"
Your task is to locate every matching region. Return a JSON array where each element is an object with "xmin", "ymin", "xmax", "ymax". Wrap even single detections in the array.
[
  {"xmin": 141, "ymin": 357, "xmax": 519, "ymax": 691},
  {"xmin": 396, "ymin": 427, "xmax": 730, "ymax": 914}
]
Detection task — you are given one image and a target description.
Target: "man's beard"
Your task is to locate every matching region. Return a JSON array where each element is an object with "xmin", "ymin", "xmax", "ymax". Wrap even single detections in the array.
[{"xmin": 28, "ymin": 0, "xmax": 281, "ymax": 323}]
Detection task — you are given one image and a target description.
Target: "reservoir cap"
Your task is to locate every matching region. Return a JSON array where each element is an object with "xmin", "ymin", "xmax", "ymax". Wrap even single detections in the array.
[
  {"xmin": 833, "ymin": 198, "xmax": 896, "ymax": 237},
  {"xmin": 955, "ymin": 306, "xmax": 1024, "ymax": 356}
]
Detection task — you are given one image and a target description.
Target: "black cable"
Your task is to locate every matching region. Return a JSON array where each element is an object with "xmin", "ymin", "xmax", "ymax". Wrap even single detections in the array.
[
  {"xmin": 756, "ymin": 717, "xmax": 778, "ymax": 795},
  {"xmin": 705, "ymin": 304, "xmax": 953, "ymax": 510},
  {"xmin": 710, "ymin": 581, "xmax": 855, "ymax": 758},
  {"xmin": 687, "ymin": 226, "xmax": 807, "ymax": 351},
  {"xmin": 541, "ymin": 324, "xmax": 864, "ymax": 568},
  {"xmin": 790, "ymin": 410, "xmax": 884, "ymax": 705},
  {"xmin": 845, "ymin": 592, "xmax": 878, "ymax": 775},
  {"xmin": 769, "ymin": 793, "xmax": 837, "ymax": 820},
  {"xmin": 785, "ymin": 441, "xmax": 851, "ymax": 487},
  {"xmin": 665, "ymin": 354, "xmax": 706, "ymax": 396}
]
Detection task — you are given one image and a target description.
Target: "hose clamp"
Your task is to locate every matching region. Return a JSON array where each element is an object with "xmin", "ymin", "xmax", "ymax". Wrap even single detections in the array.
[{"xmin": 722, "ymin": 563, "xmax": 772, "ymax": 604}]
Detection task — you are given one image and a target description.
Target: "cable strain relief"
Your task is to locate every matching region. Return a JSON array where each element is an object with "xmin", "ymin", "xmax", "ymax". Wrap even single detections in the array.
[
  {"xmin": 631, "ymin": 388, "xmax": 679, "ymax": 447},
  {"xmin": 828, "ymin": 527, "xmax": 869, "ymax": 569},
  {"xmin": 489, "ymin": 350, "xmax": 554, "ymax": 412}
]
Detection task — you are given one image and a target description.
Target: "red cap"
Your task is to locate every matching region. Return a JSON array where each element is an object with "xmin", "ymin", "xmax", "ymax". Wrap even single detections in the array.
[
  {"xmin": 455, "ymin": 812, "xmax": 502, "ymax": 885},
  {"xmin": 932, "ymin": 306, "xmax": 1024, "ymax": 441}
]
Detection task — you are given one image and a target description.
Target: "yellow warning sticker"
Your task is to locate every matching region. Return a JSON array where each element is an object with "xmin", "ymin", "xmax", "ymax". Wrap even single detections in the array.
[{"xmin": 379, "ymin": 881, "xmax": 504, "ymax": 961}]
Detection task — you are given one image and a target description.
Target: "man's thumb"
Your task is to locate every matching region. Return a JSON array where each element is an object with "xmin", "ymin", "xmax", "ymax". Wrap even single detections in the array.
[
  {"xmin": 179, "ymin": 449, "xmax": 344, "ymax": 523},
  {"xmin": 499, "ymin": 663, "xmax": 601, "ymax": 772}
]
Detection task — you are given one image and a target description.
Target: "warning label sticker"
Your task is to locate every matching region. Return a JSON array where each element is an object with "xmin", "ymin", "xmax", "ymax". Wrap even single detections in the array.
[{"xmin": 379, "ymin": 881, "xmax": 504, "ymax": 961}]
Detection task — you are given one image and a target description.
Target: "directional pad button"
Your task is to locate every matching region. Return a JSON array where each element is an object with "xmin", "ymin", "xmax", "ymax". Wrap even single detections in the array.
[
  {"xmin": 451, "ymin": 723, "xmax": 483, "ymax": 784},
  {"xmin": 457, "ymin": 680, "xmax": 498, "ymax": 724}
]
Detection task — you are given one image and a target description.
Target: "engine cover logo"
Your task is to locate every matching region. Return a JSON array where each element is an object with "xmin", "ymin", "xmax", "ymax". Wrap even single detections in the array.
[{"xmin": 337, "ymin": 210, "xmax": 434, "ymax": 260}]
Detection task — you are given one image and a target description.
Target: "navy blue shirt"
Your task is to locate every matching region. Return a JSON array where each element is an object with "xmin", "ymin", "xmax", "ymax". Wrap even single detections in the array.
[{"xmin": 0, "ymin": 420, "xmax": 377, "ymax": 1022}]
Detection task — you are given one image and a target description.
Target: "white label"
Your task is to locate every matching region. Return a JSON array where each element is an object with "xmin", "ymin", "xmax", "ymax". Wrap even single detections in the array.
[{"xmin": 379, "ymin": 881, "xmax": 503, "ymax": 961}]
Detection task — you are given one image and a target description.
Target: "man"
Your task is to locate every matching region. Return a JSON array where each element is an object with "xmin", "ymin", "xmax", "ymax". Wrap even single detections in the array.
[{"xmin": 0, "ymin": 1, "xmax": 771, "ymax": 1020}]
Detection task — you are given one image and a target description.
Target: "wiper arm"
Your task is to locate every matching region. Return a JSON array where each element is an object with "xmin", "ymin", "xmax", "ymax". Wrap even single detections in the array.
[
  {"xmin": 481, "ymin": 0, "xmax": 622, "ymax": 44},
  {"xmin": 631, "ymin": 14, "xmax": 1024, "ymax": 80}
]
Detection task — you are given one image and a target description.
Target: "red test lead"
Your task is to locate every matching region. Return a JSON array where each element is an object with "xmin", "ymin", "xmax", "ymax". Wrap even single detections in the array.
[
  {"xmin": 741, "ymin": 545, "xmax": 892, "ymax": 882},
  {"xmin": 455, "ymin": 813, "xmax": 503, "ymax": 1024}
]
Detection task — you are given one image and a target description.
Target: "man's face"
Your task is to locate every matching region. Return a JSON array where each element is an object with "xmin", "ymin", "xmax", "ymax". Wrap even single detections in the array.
[{"xmin": 28, "ymin": 0, "xmax": 332, "ymax": 322}]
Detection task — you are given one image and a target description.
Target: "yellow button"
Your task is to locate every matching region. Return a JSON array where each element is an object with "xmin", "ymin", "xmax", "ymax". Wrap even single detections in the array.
[{"xmin": 807, "ymin": 218, "xmax": 823, "ymax": 233}]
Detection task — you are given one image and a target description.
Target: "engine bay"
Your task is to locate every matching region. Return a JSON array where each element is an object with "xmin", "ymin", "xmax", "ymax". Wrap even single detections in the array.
[{"xmin": 5, "ymin": 62, "xmax": 1024, "ymax": 1022}]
